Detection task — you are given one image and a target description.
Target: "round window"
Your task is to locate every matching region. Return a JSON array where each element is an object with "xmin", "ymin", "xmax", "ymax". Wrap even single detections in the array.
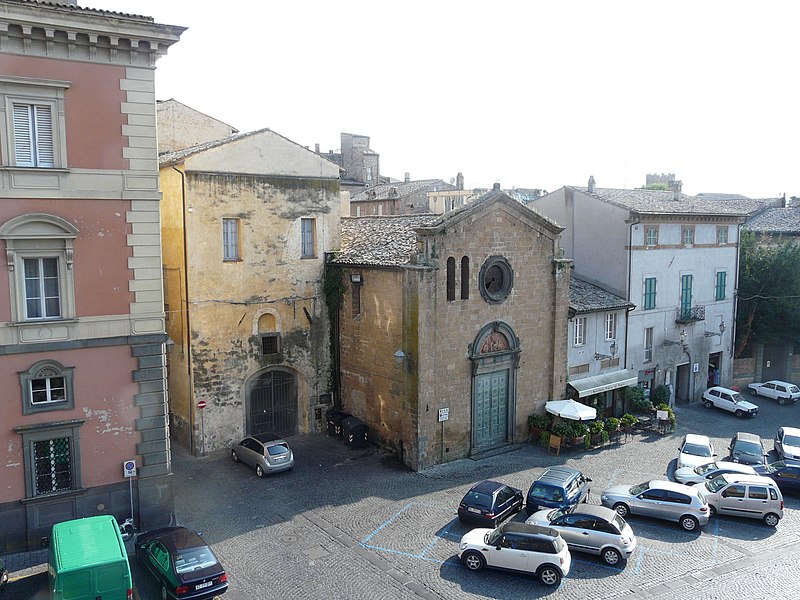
[{"xmin": 479, "ymin": 256, "xmax": 513, "ymax": 303}]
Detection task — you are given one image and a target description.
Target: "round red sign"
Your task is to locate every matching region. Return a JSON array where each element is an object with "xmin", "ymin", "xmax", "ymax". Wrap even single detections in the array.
[{"xmin": 197, "ymin": 400, "xmax": 207, "ymax": 410}]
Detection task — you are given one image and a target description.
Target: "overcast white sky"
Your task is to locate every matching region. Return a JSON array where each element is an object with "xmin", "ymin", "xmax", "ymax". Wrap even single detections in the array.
[{"xmin": 89, "ymin": 1, "xmax": 798, "ymax": 198}]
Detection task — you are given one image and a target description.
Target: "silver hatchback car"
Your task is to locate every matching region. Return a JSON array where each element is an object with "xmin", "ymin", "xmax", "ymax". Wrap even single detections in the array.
[
  {"xmin": 526, "ymin": 504, "xmax": 637, "ymax": 567},
  {"xmin": 601, "ymin": 480, "xmax": 709, "ymax": 531},
  {"xmin": 232, "ymin": 433, "xmax": 294, "ymax": 476}
]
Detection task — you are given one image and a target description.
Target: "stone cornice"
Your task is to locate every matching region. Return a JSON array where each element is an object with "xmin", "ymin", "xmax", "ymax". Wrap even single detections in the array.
[{"xmin": 0, "ymin": 0, "xmax": 185, "ymax": 66}]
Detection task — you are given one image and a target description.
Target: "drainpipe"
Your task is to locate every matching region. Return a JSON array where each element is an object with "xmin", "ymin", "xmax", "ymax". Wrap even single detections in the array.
[{"xmin": 172, "ymin": 165, "xmax": 195, "ymax": 454}]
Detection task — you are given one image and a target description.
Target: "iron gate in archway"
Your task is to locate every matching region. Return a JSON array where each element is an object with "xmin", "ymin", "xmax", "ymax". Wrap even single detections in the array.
[{"xmin": 246, "ymin": 369, "xmax": 298, "ymax": 438}]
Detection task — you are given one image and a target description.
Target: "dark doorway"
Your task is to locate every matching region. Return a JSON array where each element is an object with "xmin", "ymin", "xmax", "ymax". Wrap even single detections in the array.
[
  {"xmin": 675, "ymin": 363, "xmax": 691, "ymax": 403},
  {"xmin": 247, "ymin": 369, "xmax": 297, "ymax": 438}
]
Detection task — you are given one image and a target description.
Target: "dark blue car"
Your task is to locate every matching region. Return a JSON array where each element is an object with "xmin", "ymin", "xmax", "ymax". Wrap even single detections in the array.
[
  {"xmin": 458, "ymin": 480, "xmax": 524, "ymax": 527},
  {"xmin": 526, "ymin": 467, "xmax": 592, "ymax": 515},
  {"xmin": 754, "ymin": 460, "xmax": 800, "ymax": 493}
]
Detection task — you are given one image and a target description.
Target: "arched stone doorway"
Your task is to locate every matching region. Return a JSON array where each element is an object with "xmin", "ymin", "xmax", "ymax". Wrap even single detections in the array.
[
  {"xmin": 469, "ymin": 321, "xmax": 521, "ymax": 452},
  {"xmin": 245, "ymin": 368, "xmax": 298, "ymax": 438}
]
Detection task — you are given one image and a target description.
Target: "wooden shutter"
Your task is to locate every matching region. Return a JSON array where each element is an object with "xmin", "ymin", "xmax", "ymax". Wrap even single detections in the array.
[{"xmin": 12, "ymin": 104, "xmax": 34, "ymax": 166}]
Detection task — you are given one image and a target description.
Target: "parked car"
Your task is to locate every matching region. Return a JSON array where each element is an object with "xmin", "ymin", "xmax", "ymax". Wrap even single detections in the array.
[
  {"xmin": 702, "ymin": 386, "xmax": 758, "ymax": 417},
  {"xmin": 676, "ymin": 434, "xmax": 716, "ymax": 470},
  {"xmin": 674, "ymin": 460, "xmax": 757, "ymax": 486},
  {"xmin": 525, "ymin": 504, "xmax": 636, "ymax": 566},
  {"xmin": 699, "ymin": 473, "xmax": 784, "ymax": 526},
  {"xmin": 0, "ymin": 557, "xmax": 7, "ymax": 591},
  {"xmin": 728, "ymin": 432, "xmax": 767, "ymax": 465},
  {"xmin": 457, "ymin": 480, "xmax": 524, "ymax": 527},
  {"xmin": 600, "ymin": 479, "xmax": 709, "ymax": 531},
  {"xmin": 747, "ymin": 380, "xmax": 800, "ymax": 405},
  {"xmin": 754, "ymin": 460, "xmax": 800, "ymax": 493},
  {"xmin": 773, "ymin": 426, "xmax": 800, "ymax": 460},
  {"xmin": 458, "ymin": 522, "xmax": 571, "ymax": 586},
  {"xmin": 231, "ymin": 433, "xmax": 294, "ymax": 477},
  {"xmin": 526, "ymin": 467, "xmax": 591, "ymax": 515},
  {"xmin": 135, "ymin": 527, "xmax": 228, "ymax": 600}
]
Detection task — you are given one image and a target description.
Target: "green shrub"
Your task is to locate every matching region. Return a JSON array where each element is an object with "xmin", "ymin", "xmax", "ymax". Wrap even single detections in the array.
[
  {"xmin": 528, "ymin": 413, "xmax": 551, "ymax": 430},
  {"xmin": 571, "ymin": 422, "xmax": 589, "ymax": 438},
  {"xmin": 552, "ymin": 421, "xmax": 573, "ymax": 438},
  {"xmin": 656, "ymin": 403, "xmax": 677, "ymax": 430},
  {"xmin": 600, "ymin": 430, "xmax": 610, "ymax": 444},
  {"xmin": 539, "ymin": 429, "xmax": 552, "ymax": 447},
  {"xmin": 604, "ymin": 417, "xmax": 621, "ymax": 432},
  {"xmin": 620, "ymin": 413, "xmax": 638, "ymax": 427},
  {"xmin": 652, "ymin": 385, "xmax": 671, "ymax": 406},
  {"xmin": 625, "ymin": 386, "xmax": 654, "ymax": 414},
  {"xmin": 589, "ymin": 420, "xmax": 604, "ymax": 436}
]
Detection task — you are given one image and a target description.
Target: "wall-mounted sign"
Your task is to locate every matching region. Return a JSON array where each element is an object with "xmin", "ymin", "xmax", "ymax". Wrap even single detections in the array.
[{"xmin": 438, "ymin": 408, "xmax": 449, "ymax": 422}]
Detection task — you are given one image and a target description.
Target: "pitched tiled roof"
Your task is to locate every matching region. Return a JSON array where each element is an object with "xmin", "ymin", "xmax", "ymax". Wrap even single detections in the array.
[
  {"xmin": 569, "ymin": 278, "xmax": 634, "ymax": 313},
  {"xmin": 745, "ymin": 208, "xmax": 800, "ymax": 234},
  {"xmin": 351, "ymin": 179, "xmax": 453, "ymax": 202},
  {"xmin": 158, "ymin": 130, "xmax": 266, "ymax": 167},
  {"xmin": 335, "ymin": 214, "xmax": 440, "ymax": 267},
  {"xmin": 576, "ymin": 187, "xmax": 771, "ymax": 216}
]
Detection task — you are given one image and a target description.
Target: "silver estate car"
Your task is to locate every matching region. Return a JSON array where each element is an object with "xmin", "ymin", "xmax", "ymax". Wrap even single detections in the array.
[
  {"xmin": 601, "ymin": 480, "xmax": 709, "ymax": 531},
  {"xmin": 674, "ymin": 461, "xmax": 757, "ymax": 486},
  {"xmin": 232, "ymin": 433, "xmax": 294, "ymax": 476},
  {"xmin": 526, "ymin": 504, "xmax": 637, "ymax": 567}
]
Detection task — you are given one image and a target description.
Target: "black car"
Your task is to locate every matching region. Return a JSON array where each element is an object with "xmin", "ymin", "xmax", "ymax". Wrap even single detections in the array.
[
  {"xmin": 458, "ymin": 480, "xmax": 524, "ymax": 527},
  {"xmin": 728, "ymin": 432, "xmax": 767, "ymax": 465},
  {"xmin": 755, "ymin": 460, "xmax": 800, "ymax": 493},
  {"xmin": 135, "ymin": 527, "xmax": 228, "ymax": 600}
]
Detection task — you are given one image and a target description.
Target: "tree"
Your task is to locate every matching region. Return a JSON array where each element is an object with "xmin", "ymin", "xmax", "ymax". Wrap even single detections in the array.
[{"xmin": 735, "ymin": 230, "xmax": 800, "ymax": 356}]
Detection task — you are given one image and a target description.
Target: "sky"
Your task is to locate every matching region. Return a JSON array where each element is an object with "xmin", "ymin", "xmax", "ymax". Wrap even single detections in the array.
[{"xmin": 87, "ymin": 1, "xmax": 799, "ymax": 198}]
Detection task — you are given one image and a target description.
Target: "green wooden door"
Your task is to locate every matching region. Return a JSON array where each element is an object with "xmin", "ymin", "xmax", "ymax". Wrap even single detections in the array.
[{"xmin": 474, "ymin": 370, "xmax": 509, "ymax": 450}]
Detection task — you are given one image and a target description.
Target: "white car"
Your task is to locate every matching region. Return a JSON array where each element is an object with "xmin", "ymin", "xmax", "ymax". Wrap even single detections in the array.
[
  {"xmin": 677, "ymin": 434, "xmax": 716, "ymax": 470},
  {"xmin": 748, "ymin": 381, "xmax": 800, "ymax": 405},
  {"xmin": 458, "ymin": 522, "xmax": 571, "ymax": 586},
  {"xmin": 674, "ymin": 461, "xmax": 757, "ymax": 486},
  {"xmin": 702, "ymin": 386, "xmax": 759, "ymax": 417},
  {"xmin": 774, "ymin": 427, "xmax": 800, "ymax": 460}
]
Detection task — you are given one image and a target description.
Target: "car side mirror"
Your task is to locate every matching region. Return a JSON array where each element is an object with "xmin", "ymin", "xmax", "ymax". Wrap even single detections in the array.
[
  {"xmin": 584, "ymin": 477, "xmax": 592, "ymax": 483},
  {"xmin": 713, "ymin": 453, "xmax": 718, "ymax": 457},
  {"xmin": 495, "ymin": 545, "xmax": 502, "ymax": 550}
]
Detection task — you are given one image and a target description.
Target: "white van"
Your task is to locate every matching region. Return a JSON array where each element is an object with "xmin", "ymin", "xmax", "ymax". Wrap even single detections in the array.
[{"xmin": 699, "ymin": 473, "xmax": 784, "ymax": 526}]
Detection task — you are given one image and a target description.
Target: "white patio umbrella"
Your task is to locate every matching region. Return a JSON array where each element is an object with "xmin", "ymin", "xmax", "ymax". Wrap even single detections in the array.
[{"xmin": 545, "ymin": 399, "xmax": 597, "ymax": 421}]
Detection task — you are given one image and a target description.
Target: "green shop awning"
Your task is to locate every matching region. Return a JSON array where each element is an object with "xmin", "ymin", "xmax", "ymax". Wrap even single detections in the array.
[{"xmin": 568, "ymin": 369, "xmax": 638, "ymax": 397}]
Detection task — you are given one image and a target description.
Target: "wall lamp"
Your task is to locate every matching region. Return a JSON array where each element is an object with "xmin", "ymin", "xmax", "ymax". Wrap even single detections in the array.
[
  {"xmin": 663, "ymin": 329, "xmax": 687, "ymax": 347},
  {"xmin": 704, "ymin": 321, "xmax": 726, "ymax": 338},
  {"xmin": 595, "ymin": 340, "xmax": 618, "ymax": 361}
]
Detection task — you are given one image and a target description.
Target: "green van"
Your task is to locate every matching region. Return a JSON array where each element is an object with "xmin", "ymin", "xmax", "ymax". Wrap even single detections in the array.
[{"xmin": 48, "ymin": 515, "xmax": 132, "ymax": 600}]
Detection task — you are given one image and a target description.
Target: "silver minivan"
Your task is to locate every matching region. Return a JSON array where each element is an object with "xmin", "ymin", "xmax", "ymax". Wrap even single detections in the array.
[{"xmin": 699, "ymin": 473, "xmax": 784, "ymax": 527}]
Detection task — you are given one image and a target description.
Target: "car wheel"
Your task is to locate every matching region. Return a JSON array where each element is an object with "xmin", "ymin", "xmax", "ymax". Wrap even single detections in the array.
[
  {"xmin": 735, "ymin": 410, "xmax": 744, "ymax": 418},
  {"xmin": 680, "ymin": 515, "xmax": 699, "ymax": 531},
  {"xmin": 601, "ymin": 547, "xmax": 623, "ymax": 566},
  {"xmin": 708, "ymin": 505, "xmax": 717, "ymax": 518},
  {"xmin": 779, "ymin": 397, "xmax": 786, "ymax": 406},
  {"xmin": 161, "ymin": 585, "xmax": 169, "ymax": 600},
  {"xmin": 612, "ymin": 503, "xmax": 630, "ymax": 518},
  {"xmin": 231, "ymin": 450, "xmax": 239, "ymax": 462},
  {"xmin": 703, "ymin": 400, "xmax": 713, "ymax": 409},
  {"xmin": 256, "ymin": 464, "xmax": 264, "ymax": 478},
  {"xmin": 764, "ymin": 513, "xmax": 780, "ymax": 527},
  {"xmin": 538, "ymin": 565, "xmax": 562, "ymax": 586},
  {"xmin": 461, "ymin": 551, "xmax": 485, "ymax": 571}
]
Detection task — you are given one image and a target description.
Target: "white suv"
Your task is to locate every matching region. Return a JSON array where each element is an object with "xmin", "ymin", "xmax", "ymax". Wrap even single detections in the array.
[
  {"xmin": 702, "ymin": 386, "xmax": 759, "ymax": 417},
  {"xmin": 459, "ymin": 522, "xmax": 571, "ymax": 586}
]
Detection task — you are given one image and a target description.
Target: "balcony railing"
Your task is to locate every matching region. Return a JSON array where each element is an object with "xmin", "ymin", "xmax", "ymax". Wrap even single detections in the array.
[{"xmin": 676, "ymin": 305, "xmax": 705, "ymax": 324}]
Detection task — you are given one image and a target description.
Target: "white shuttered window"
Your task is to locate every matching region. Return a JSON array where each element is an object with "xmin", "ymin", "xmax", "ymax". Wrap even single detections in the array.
[{"xmin": 12, "ymin": 103, "xmax": 55, "ymax": 167}]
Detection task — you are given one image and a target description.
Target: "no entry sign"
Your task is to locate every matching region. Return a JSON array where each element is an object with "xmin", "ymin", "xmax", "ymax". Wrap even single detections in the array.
[{"xmin": 197, "ymin": 400, "xmax": 207, "ymax": 410}]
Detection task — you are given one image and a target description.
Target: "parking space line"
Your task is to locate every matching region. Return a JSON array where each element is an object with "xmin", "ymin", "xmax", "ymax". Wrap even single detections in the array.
[{"xmin": 361, "ymin": 502, "xmax": 414, "ymax": 544}]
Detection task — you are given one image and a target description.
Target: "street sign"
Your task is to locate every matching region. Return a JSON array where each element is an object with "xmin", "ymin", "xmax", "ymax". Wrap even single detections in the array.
[
  {"xmin": 438, "ymin": 408, "xmax": 449, "ymax": 422},
  {"xmin": 197, "ymin": 400, "xmax": 207, "ymax": 410},
  {"xmin": 123, "ymin": 460, "xmax": 137, "ymax": 478}
]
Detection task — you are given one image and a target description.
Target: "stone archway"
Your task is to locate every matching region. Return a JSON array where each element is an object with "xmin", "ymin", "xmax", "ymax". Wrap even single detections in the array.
[{"xmin": 469, "ymin": 321, "xmax": 521, "ymax": 452}]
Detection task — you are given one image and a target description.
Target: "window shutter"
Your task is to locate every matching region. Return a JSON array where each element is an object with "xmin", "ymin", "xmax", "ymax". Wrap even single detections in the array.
[
  {"xmin": 33, "ymin": 105, "xmax": 55, "ymax": 167},
  {"xmin": 12, "ymin": 104, "xmax": 34, "ymax": 166}
]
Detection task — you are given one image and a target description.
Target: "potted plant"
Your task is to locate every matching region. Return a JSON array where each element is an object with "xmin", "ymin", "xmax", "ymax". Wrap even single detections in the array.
[
  {"xmin": 551, "ymin": 421, "xmax": 573, "ymax": 440},
  {"xmin": 620, "ymin": 413, "xmax": 638, "ymax": 432},
  {"xmin": 528, "ymin": 413, "xmax": 551, "ymax": 440},
  {"xmin": 589, "ymin": 420, "xmax": 604, "ymax": 446},
  {"xmin": 655, "ymin": 403, "xmax": 677, "ymax": 431},
  {"xmin": 539, "ymin": 429, "xmax": 552, "ymax": 447},
  {"xmin": 571, "ymin": 422, "xmax": 589, "ymax": 447},
  {"xmin": 652, "ymin": 385, "xmax": 671, "ymax": 407},
  {"xmin": 604, "ymin": 417, "xmax": 621, "ymax": 432}
]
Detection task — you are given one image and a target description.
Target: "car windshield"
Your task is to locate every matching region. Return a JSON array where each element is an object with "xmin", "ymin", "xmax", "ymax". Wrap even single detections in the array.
[
  {"xmin": 629, "ymin": 481, "xmax": 650, "ymax": 495},
  {"xmin": 530, "ymin": 484, "xmax": 564, "ymax": 503},
  {"xmin": 611, "ymin": 513, "xmax": 627, "ymax": 533},
  {"xmin": 782, "ymin": 435, "xmax": 800, "ymax": 447},
  {"xmin": 704, "ymin": 475, "xmax": 729, "ymax": 493},
  {"xmin": 485, "ymin": 528, "xmax": 502, "ymax": 546},
  {"xmin": 682, "ymin": 443, "xmax": 712, "ymax": 457},
  {"xmin": 549, "ymin": 507, "xmax": 570, "ymax": 521},
  {"xmin": 789, "ymin": 385, "xmax": 800, "ymax": 393},
  {"xmin": 695, "ymin": 462, "xmax": 720, "ymax": 475},
  {"xmin": 762, "ymin": 461, "xmax": 787, "ymax": 474},
  {"xmin": 266, "ymin": 444, "xmax": 289, "ymax": 456},
  {"xmin": 734, "ymin": 441, "xmax": 762, "ymax": 456},
  {"xmin": 464, "ymin": 491, "xmax": 492, "ymax": 509},
  {"xmin": 174, "ymin": 546, "xmax": 218, "ymax": 574}
]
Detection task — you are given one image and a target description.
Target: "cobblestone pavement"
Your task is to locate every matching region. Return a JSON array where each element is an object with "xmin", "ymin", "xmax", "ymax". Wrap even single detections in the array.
[{"xmin": 4, "ymin": 395, "xmax": 800, "ymax": 599}]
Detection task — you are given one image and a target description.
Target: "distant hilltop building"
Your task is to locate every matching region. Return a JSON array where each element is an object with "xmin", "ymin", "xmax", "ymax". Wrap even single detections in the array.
[
  {"xmin": 316, "ymin": 133, "xmax": 389, "ymax": 196},
  {"xmin": 646, "ymin": 173, "xmax": 677, "ymax": 186}
]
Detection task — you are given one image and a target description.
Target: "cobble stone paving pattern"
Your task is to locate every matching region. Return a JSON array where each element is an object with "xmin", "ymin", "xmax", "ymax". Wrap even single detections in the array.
[{"xmin": 3, "ymin": 394, "xmax": 800, "ymax": 599}]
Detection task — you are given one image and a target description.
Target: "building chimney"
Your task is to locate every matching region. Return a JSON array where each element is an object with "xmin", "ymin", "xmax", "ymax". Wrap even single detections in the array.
[
  {"xmin": 493, "ymin": 182, "xmax": 501, "ymax": 190},
  {"xmin": 456, "ymin": 172, "xmax": 464, "ymax": 191},
  {"xmin": 315, "ymin": 143, "xmax": 320, "ymax": 153},
  {"xmin": 404, "ymin": 172, "xmax": 410, "ymax": 183},
  {"xmin": 668, "ymin": 180, "xmax": 683, "ymax": 200},
  {"xmin": 588, "ymin": 175, "xmax": 596, "ymax": 193}
]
